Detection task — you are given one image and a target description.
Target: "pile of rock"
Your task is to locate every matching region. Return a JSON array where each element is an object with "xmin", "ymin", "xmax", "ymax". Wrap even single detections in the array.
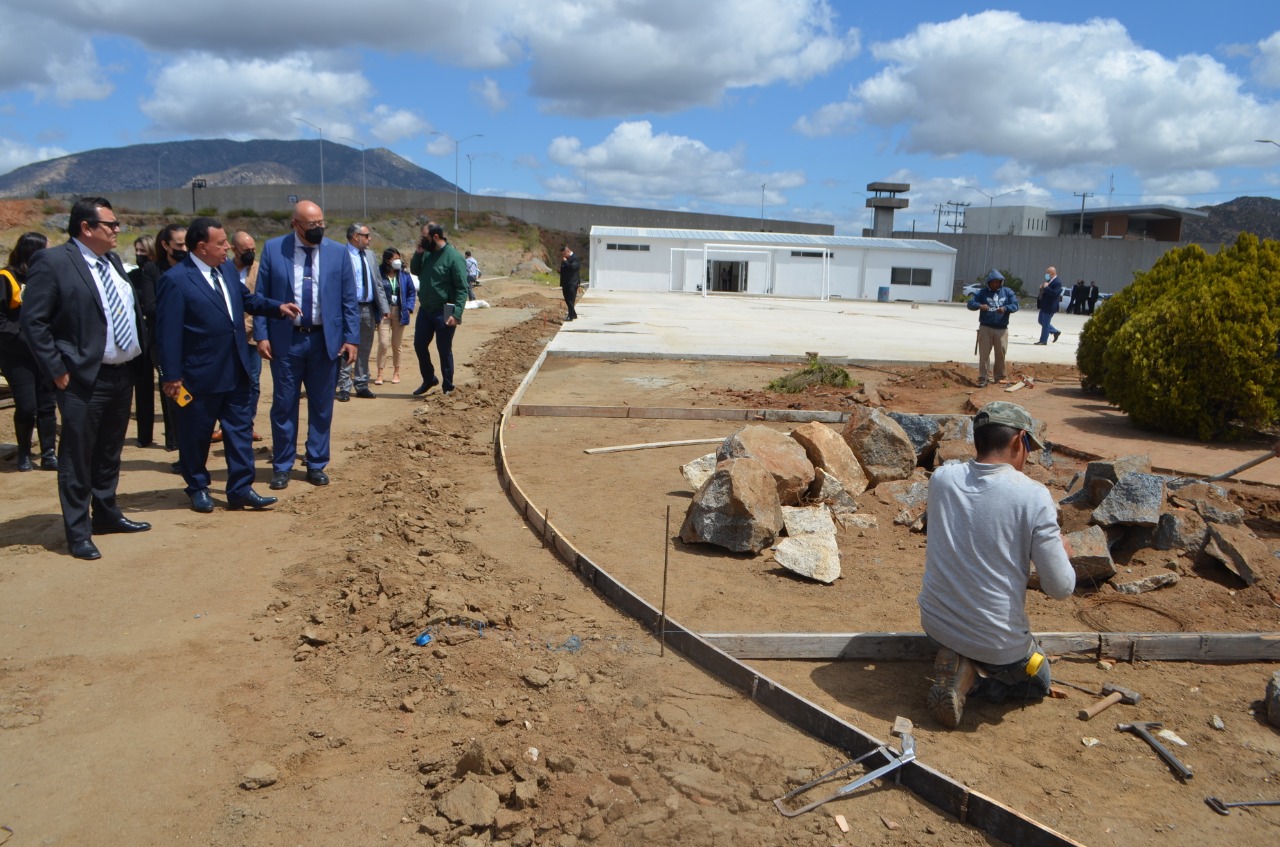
[
  {"xmin": 1058, "ymin": 455, "xmax": 1280, "ymax": 596},
  {"xmin": 678, "ymin": 408, "xmax": 984, "ymax": 583}
]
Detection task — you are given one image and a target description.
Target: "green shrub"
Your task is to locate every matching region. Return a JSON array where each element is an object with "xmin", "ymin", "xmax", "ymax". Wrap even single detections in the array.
[
  {"xmin": 1078, "ymin": 233, "xmax": 1280, "ymax": 440},
  {"xmin": 265, "ymin": 210, "xmax": 291, "ymax": 222},
  {"xmin": 196, "ymin": 206, "xmax": 219, "ymax": 217},
  {"xmin": 767, "ymin": 354, "xmax": 857, "ymax": 393},
  {"xmin": 226, "ymin": 207, "xmax": 258, "ymax": 218},
  {"xmin": 162, "ymin": 207, "xmax": 181, "ymax": 217}
]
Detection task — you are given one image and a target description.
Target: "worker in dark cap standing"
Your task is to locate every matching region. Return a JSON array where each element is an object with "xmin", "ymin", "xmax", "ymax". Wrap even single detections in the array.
[{"xmin": 967, "ymin": 270, "xmax": 1019, "ymax": 388}]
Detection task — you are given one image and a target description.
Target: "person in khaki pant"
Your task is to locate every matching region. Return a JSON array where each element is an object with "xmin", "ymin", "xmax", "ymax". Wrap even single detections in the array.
[{"xmin": 966, "ymin": 270, "xmax": 1019, "ymax": 388}]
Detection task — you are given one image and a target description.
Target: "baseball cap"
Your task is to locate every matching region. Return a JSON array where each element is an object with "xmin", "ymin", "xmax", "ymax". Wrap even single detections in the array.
[{"xmin": 974, "ymin": 401, "xmax": 1045, "ymax": 451}]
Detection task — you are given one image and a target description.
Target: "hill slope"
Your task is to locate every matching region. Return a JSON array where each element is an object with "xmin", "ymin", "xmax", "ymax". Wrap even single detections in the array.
[
  {"xmin": 1184, "ymin": 195, "xmax": 1280, "ymax": 244},
  {"xmin": 0, "ymin": 139, "xmax": 456, "ymax": 198}
]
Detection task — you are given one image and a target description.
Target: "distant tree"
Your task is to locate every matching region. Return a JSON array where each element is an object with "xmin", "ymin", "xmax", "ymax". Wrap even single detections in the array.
[{"xmin": 1077, "ymin": 233, "xmax": 1280, "ymax": 440}]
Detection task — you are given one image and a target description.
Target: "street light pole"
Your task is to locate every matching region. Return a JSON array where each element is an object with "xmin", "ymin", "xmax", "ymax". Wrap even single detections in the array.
[
  {"xmin": 966, "ymin": 185, "xmax": 1021, "ymax": 271},
  {"xmin": 431, "ymin": 131, "xmax": 482, "ymax": 230},
  {"xmin": 760, "ymin": 182, "xmax": 766, "ymax": 231},
  {"xmin": 156, "ymin": 150, "xmax": 167, "ymax": 212},
  {"xmin": 295, "ymin": 117, "xmax": 324, "ymax": 209},
  {"xmin": 466, "ymin": 153, "xmax": 476, "ymax": 212},
  {"xmin": 339, "ymin": 136, "xmax": 367, "ymax": 219}
]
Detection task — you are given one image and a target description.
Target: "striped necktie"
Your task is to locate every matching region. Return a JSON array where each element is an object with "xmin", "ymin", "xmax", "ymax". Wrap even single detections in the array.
[
  {"xmin": 210, "ymin": 266, "xmax": 229, "ymax": 315},
  {"xmin": 96, "ymin": 258, "xmax": 135, "ymax": 351}
]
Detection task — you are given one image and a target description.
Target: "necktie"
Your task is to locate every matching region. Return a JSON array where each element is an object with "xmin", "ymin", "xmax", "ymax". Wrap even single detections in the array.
[
  {"xmin": 301, "ymin": 247, "xmax": 315, "ymax": 326},
  {"xmin": 97, "ymin": 258, "xmax": 135, "ymax": 352},
  {"xmin": 210, "ymin": 266, "xmax": 229, "ymax": 316},
  {"xmin": 359, "ymin": 251, "xmax": 370, "ymax": 302}
]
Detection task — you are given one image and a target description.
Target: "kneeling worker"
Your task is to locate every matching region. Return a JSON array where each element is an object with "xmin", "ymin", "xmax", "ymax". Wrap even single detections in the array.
[{"xmin": 918, "ymin": 401, "xmax": 1075, "ymax": 728}]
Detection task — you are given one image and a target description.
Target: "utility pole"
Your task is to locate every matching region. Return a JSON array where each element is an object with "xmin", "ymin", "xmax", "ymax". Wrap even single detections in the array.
[
  {"xmin": 942, "ymin": 201, "xmax": 970, "ymax": 233},
  {"xmin": 933, "ymin": 203, "xmax": 945, "ymax": 233},
  {"xmin": 1074, "ymin": 191, "xmax": 1095, "ymax": 236}
]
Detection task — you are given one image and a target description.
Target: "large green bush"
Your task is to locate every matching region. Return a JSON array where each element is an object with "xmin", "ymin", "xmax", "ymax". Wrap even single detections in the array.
[{"xmin": 1076, "ymin": 233, "xmax": 1280, "ymax": 440}]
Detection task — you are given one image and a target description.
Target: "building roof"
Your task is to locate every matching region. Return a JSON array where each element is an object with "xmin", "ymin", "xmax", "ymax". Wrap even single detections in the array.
[
  {"xmin": 1045, "ymin": 203, "xmax": 1208, "ymax": 221},
  {"xmin": 590, "ymin": 226, "xmax": 956, "ymax": 254}
]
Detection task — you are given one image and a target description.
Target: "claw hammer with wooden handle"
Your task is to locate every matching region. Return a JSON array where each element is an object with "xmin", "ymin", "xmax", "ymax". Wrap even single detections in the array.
[{"xmin": 1078, "ymin": 682, "xmax": 1141, "ymax": 720}]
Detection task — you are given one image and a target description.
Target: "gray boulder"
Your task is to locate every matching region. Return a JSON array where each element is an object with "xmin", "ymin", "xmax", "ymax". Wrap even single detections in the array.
[
  {"xmin": 1114, "ymin": 572, "xmax": 1180, "ymax": 595},
  {"xmin": 808, "ymin": 467, "xmax": 859, "ymax": 514},
  {"xmin": 681, "ymin": 452, "xmax": 718, "ymax": 491},
  {"xmin": 718, "ymin": 425, "xmax": 815, "ymax": 505},
  {"xmin": 841, "ymin": 406, "xmax": 917, "ymax": 486},
  {"xmin": 1091, "ymin": 472, "xmax": 1165, "ymax": 528},
  {"xmin": 1169, "ymin": 483, "xmax": 1245, "ymax": 526},
  {"xmin": 680, "ymin": 458, "xmax": 784, "ymax": 553},
  {"xmin": 773, "ymin": 533, "xmax": 841, "ymax": 583},
  {"xmin": 1205, "ymin": 524, "xmax": 1274, "ymax": 586},
  {"xmin": 887, "ymin": 412, "xmax": 942, "ymax": 460},
  {"xmin": 1066, "ymin": 526, "xmax": 1115, "ymax": 584},
  {"xmin": 781, "ymin": 504, "xmax": 837, "ymax": 536}
]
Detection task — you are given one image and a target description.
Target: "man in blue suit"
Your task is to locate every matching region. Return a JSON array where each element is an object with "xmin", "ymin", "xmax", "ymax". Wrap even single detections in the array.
[
  {"xmin": 253, "ymin": 201, "xmax": 358, "ymax": 490},
  {"xmin": 156, "ymin": 218, "xmax": 301, "ymax": 512}
]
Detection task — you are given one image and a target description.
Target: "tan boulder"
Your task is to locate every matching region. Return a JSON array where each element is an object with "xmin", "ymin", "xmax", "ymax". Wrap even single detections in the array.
[
  {"xmin": 680, "ymin": 458, "xmax": 784, "ymax": 553},
  {"xmin": 790, "ymin": 421, "xmax": 868, "ymax": 497},
  {"xmin": 840, "ymin": 406, "xmax": 916, "ymax": 486},
  {"xmin": 717, "ymin": 425, "xmax": 815, "ymax": 505}
]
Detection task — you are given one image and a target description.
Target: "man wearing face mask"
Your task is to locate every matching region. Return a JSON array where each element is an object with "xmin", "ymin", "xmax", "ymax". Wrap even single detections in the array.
[
  {"xmin": 253, "ymin": 201, "xmax": 358, "ymax": 490},
  {"xmin": 232, "ymin": 231, "xmax": 264, "ymax": 439},
  {"xmin": 140, "ymin": 223, "xmax": 187, "ymax": 452}
]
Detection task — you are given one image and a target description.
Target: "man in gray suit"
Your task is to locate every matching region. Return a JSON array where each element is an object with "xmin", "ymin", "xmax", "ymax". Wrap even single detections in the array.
[
  {"xmin": 21, "ymin": 197, "xmax": 152, "ymax": 559},
  {"xmin": 336, "ymin": 222, "xmax": 389, "ymax": 401}
]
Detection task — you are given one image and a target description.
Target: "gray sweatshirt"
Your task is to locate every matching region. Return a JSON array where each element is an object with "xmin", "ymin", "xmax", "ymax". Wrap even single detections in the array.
[{"xmin": 918, "ymin": 460, "xmax": 1074, "ymax": 665}]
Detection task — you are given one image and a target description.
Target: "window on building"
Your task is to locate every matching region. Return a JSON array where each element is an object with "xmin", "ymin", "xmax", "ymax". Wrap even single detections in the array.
[
  {"xmin": 789, "ymin": 250, "xmax": 831, "ymax": 258},
  {"xmin": 606, "ymin": 243, "xmax": 649, "ymax": 251},
  {"xmin": 890, "ymin": 267, "xmax": 933, "ymax": 287}
]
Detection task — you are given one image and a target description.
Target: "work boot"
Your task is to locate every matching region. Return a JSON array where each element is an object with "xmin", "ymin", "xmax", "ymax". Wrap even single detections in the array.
[
  {"xmin": 927, "ymin": 647, "xmax": 976, "ymax": 728},
  {"xmin": 976, "ymin": 378, "xmax": 988, "ymax": 388}
]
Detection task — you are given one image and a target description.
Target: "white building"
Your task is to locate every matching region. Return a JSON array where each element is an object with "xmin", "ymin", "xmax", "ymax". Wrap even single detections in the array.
[{"xmin": 588, "ymin": 227, "xmax": 957, "ymax": 302}]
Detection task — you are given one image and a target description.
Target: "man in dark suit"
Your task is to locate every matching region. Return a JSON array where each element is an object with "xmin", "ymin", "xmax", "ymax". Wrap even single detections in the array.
[
  {"xmin": 253, "ymin": 200, "xmax": 358, "ymax": 490},
  {"xmin": 156, "ymin": 217, "xmax": 300, "ymax": 512},
  {"xmin": 21, "ymin": 197, "xmax": 152, "ymax": 560},
  {"xmin": 335, "ymin": 222, "xmax": 389, "ymax": 401},
  {"xmin": 559, "ymin": 244, "xmax": 581, "ymax": 321}
]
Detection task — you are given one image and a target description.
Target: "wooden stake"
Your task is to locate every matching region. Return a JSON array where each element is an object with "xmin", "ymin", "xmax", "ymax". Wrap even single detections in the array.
[
  {"xmin": 659, "ymin": 505, "xmax": 671, "ymax": 657},
  {"xmin": 541, "ymin": 507, "xmax": 550, "ymax": 548},
  {"xmin": 586, "ymin": 437, "xmax": 725, "ymax": 455}
]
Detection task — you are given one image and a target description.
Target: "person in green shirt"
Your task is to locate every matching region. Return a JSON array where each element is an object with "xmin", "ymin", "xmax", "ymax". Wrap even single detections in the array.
[{"xmin": 409, "ymin": 222, "xmax": 468, "ymax": 396}]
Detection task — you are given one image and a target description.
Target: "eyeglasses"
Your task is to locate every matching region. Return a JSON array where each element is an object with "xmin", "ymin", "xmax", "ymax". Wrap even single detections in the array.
[{"xmin": 91, "ymin": 219, "xmax": 122, "ymax": 231}]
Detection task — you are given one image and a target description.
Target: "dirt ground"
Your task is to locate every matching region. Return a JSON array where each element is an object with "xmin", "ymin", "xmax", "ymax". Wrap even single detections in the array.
[{"xmin": 3, "ymin": 276, "xmax": 1280, "ymax": 847}]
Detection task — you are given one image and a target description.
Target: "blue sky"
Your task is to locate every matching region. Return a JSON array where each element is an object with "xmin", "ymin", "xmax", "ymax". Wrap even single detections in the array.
[{"xmin": 2, "ymin": 1, "xmax": 1280, "ymax": 234}]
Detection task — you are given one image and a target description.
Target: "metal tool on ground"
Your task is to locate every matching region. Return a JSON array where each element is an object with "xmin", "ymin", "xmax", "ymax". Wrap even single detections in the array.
[
  {"xmin": 1117, "ymin": 722, "xmax": 1194, "ymax": 781},
  {"xmin": 1168, "ymin": 449, "xmax": 1276, "ymax": 488},
  {"xmin": 1054, "ymin": 678, "xmax": 1100, "ymax": 696},
  {"xmin": 774, "ymin": 734, "xmax": 917, "ymax": 817},
  {"xmin": 1079, "ymin": 682, "xmax": 1141, "ymax": 720},
  {"xmin": 1205, "ymin": 796, "xmax": 1280, "ymax": 815}
]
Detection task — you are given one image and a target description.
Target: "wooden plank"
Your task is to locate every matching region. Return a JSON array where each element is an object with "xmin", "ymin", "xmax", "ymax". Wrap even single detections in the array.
[
  {"xmin": 515, "ymin": 404, "xmax": 629, "ymax": 418},
  {"xmin": 762, "ymin": 409, "xmax": 847, "ymax": 423},
  {"xmin": 585, "ymin": 437, "xmax": 725, "ymax": 455},
  {"xmin": 626, "ymin": 407, "xmax": 751, "ymax": 421},
  {"xmin": 705, "ymin": 631, "xmax": 1280, "ymax": 663}
]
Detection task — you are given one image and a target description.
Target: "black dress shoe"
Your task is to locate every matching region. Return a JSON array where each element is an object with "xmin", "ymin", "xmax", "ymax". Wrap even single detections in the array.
[
  {"xmin": 92, "ymin": 515, "xmax": 152, "ymax": 534},
  {"xmin": 336, "ymin": 390, "xmax": 350, "ymax": 402},
  {"xmin": 40, "ymin": 450, "xmax": 58, "ymax": 471},
  {"xmin": 227, "ymin": 489, "xmax": 278, "ymax": 511},
  {"xmin": 412, "ymin": 378, "xmax": 439, "ymax": 396},
  {"xmin": 189, "ymin": 489, "xmax": 215, "ymax": 513},
  {"xmin": 137, "ymin": 438, "xmax": 154, "ymax": 448},
  {"xmin": 1052, "ymin": 331, "xmax": 1061, "ymax": 343},
  {"xmin": 355, "ymin": 388, "xmax": 377, "ymax": 399},
  {"xmin": 69, "ymin": 540, "xmax": 102, "ymax": 560},
  {"xmin": 306, "ymin": 467, "xmax": 330, "ymax": 486},
  {"xmin": 170, "ymin": 461, "xmax": 182, "ymax": 474},
  {"xmin": 269, "ymin": 471, "xmax": 290, "ymax": 490},
  {"xmin": 15, "ymin": 451, "xmax": 33, "ymax": 472}
]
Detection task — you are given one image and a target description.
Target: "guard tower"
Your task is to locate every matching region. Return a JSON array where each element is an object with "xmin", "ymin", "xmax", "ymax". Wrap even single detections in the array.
[{"xmin": 865, "ymin": 182, "xmax": 909, "ymax": 238}]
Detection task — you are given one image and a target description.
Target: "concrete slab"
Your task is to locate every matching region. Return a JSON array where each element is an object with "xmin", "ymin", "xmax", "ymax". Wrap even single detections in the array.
[
  {"xmin": 551, "ymin": 289, "xmax": 1084, "ymax": 364},
  {"xmin": 545, "ymin": 290, "xmax": 1280, "ymax": 487}
]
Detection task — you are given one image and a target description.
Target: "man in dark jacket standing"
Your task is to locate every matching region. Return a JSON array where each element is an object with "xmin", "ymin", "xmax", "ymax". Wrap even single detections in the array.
[
  {"xmin": 1035, "ymin": 267, "xmax": 1062, "ymax": 345},
  {"xmin": 559, "ymin": 245, "xmax": 581, "ymax": 321},
  {"xmin": 967, "ymin": 270, "xmax": 1019, "ymax": 388}
]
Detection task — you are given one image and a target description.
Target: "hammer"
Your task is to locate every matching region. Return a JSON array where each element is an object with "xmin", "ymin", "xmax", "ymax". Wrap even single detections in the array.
[{"xmin": 1078, "ymin": 682, "xmax": 1141, "ymax": 721}]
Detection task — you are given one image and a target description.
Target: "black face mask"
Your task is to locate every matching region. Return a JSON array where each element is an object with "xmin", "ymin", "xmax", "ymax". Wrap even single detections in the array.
[
  {"xmin": 301, "ymin": 226, "xmax": 325, "ymax": 245},
  {"xmin": 239, "ymin": 249, "xmax": 255, "ymax": 267},
  {"xmin": 169, "ymin": 248, "xmax": 189, "ymax": 263}
]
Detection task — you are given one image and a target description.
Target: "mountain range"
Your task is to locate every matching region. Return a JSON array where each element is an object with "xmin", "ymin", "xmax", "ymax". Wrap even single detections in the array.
[{"xmin": 0, "ymin": 139, "xmax": 456, "ymax": 199}]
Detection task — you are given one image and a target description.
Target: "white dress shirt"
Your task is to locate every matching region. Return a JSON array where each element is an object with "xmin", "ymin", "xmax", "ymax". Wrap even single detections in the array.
[
  {"xmin": 191, "ymin": 254, "xmax": 234, "ymax": 319},
  {"xmin": 75, "ymin": 239, "xmax": 141, "ymax": 364},
  {"xmin": 293, "ymin": 239, "xmax": 321, "ymax": 326}
]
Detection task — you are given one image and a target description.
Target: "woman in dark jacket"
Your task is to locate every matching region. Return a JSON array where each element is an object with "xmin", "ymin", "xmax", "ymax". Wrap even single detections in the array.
[
  {"xmin": 375, "ymin": 247, "xmax": 417, "ymax": 384},
  {"xmin": 140, "ymin": 223, "xmax": 186, "ymax": 450},
  {"xmin": 0, "ymin": 232, "xmax": 56, "ymax": 471}
]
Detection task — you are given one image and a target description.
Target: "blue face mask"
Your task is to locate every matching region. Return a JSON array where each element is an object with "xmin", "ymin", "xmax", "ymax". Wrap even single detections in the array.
[{"xmin": 1044, "ymin": 273, "xmax": 1051, "ymax": 281}]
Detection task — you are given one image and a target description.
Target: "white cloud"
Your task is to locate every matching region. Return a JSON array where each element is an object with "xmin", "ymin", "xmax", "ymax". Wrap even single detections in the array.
[
  {"xmin": 365, "ymin": 105, "xmax": 428, "ymax": 143},
  {"xmin": 0, "ymin": 12, "xmax": 111, "ymax": 103},
  {"xmin": 797, "ymin": 12, "xmax": 1280, "ymax": 190},
  {"xmin": 1254, "ymin": 31, "xmax": 1280, "ymax": 88},
  {"xmin": 526, "ymin": 0, "xmax": 859, "ymax": 116},
  {"xmin": 547, "ymin": 120, "xmax": 804, "ymax": 206},
  {"xmin": 141, "ymin": 52, "xmax": 371, "ymax": 137},
  {"xmin": 472, "ymin": 77, "xmax": 508, "ymax": 112},
  {"xmin": 0, "ymin": 138, "xmax": 70, "ymax": 177}
]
